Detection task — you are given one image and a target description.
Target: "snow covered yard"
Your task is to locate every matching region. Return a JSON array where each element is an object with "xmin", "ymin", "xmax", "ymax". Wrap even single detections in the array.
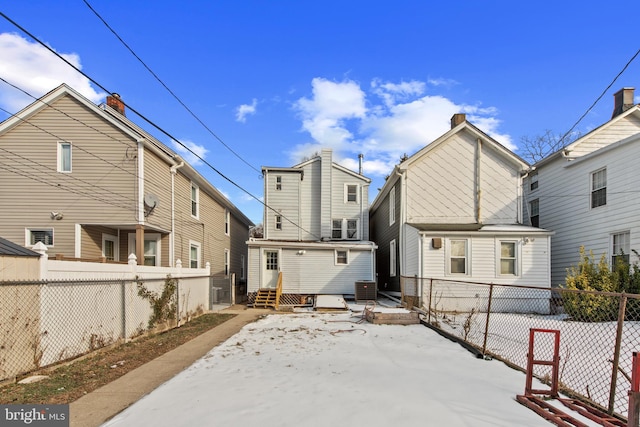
[{"xmin": 100, "ymin": 307, "xmax": 574, "ymax": 427}]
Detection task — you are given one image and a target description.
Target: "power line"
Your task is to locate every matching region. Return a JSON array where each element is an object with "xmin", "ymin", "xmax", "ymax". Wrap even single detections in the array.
[
  {"xmin": 0, "ymin": 12, "xmax": 318, "ymax": 238},
  {"xmin": 81, "ymin": 0, "xmax": 262, "ymax": 176},
  {"xmin": 557, "ymin": 47, "xmax": 640, "ymax": 149}
]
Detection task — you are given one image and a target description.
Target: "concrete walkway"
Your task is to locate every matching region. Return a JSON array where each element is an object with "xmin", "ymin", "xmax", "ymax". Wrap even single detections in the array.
[{"xmin": 69, "ymin": 306, "xmax": 273, "ymax": 427}]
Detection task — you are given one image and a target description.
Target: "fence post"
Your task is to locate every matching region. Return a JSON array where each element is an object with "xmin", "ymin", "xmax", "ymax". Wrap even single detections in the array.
[
  {"xmin": 482, "ymin": 283, "xmax": 494, "ymax": 356},
  {"xmin": 609, "ymin": 293, "xmax": 628, "ymax": 414},
  {"xmin": 427, "ymin": 278, "xmax": 433, "ymax": 324},
  {"xmin": 121, "ymin": 280, "xmax": 127, "ymax": 342}
]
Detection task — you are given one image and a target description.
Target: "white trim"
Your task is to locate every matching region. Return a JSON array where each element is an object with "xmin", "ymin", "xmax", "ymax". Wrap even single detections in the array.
[
  {"xmin": 389, "ymin": 185, "xmax": 396, "ymax": 225},
  {"xmin": 189, "ymin": 240, "xmax": 201, "ymax": 268},
  {"xmin": 390, "ymin": 239, "xmax": 397, "ymax": 277},
  {"xmin": 75, "ymin": 223, "xmax": 82, "ymax": 257},
  {"xmin": 335, "ymin": 249, "xmax": 350, "ymax": 265},
  {"xmin": 590, "ymin": 167, "xmax": 607, "ymax": 209},
  {"xmin": 224, "ymin": 209, "xmax": 230, "ymax": 236},
  {"xmin": 25, "ymin": 227, "xmax": 54, "ymax": 248},
  {"xmin": 446, "ymin": 238, "xmax": 469, "ymax": 276},
  {"xmin": 102, "ymin": 233, "xmax": 119, "ymax": 261},
  {"xmin": 344, "ymin": 183, "xmax": 359, "ymax": 203},
  {"xmin": 137, "ymin": 141, "xmax": 145, "ymax": 223},
  {"xmin": 191, "ymin": 182, "xmax": 200, "ymax": 219},
  {"xmin": 224, "ymin": 248, "xmax": 230, "ymax": 277},
  {"xmin": 497, "ymin": 239, "xmax": 520, "ymax": 277},
  {"xmin": 57, "ymin": 141, "xmax": 72, "ymax": 173}
]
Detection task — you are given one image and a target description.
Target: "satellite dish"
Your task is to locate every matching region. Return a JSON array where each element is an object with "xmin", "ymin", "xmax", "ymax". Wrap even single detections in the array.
[
  {"xmin": 144, "ymin": 193, "xmax": 159, "ymax": 216},
  {"xmin": 144, "ymin": 193, "xmax": 159, "ymax": 208}
]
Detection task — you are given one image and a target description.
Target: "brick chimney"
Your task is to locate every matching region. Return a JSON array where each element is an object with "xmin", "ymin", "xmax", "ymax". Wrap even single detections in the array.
[
  {"xmin": 611, "ymin": 87, "xmax": 635, "ymax": 118},
  {"xmin": 106, "ymin": 93, "xmax": 125, "ymax": 116},
  {"xmin": 451, "ymin": 113, "xmax": 466, "ymax": 129}
]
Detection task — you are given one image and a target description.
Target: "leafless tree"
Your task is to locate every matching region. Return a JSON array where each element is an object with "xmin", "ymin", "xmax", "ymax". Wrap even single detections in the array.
[{"xmin": 519, "ymin": 130, "xmax": 582, "ymax": 163}]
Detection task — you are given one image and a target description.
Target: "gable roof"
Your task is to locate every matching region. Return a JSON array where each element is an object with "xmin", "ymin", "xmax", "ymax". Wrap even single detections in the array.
[
  {"xmin": 534, "ymin": 104, "xmax": 640, "ymax": 168},
  {"xmin": 0, "ymin": 84, "xmax": 253, "ymax": 227},
  {"xmin": 371, "ymin": 120, "xmax": 529, "ymax": 212},
  {"xmin": 263, "ymin": 153, "xmax": 371, "ymax": 183},
  {"xmin": 0, "ymin": 237, "xmax": 39, "ymax": 257}
]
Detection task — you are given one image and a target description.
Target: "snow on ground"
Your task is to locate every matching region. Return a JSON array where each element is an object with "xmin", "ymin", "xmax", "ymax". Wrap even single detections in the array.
[{"xmin": 102, "ymin": 305, "xmax": 592, "ymax": 427}]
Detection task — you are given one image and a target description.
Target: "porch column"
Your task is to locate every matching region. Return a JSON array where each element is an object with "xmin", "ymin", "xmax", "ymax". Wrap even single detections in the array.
[{"xmin": 136, "ymin": 224, "xmax": 145, "ymax": 265}]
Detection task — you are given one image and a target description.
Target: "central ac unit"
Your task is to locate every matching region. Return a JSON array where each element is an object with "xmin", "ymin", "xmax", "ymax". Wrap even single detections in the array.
[{"xmin": 354, "ymin": 281, "xmax": 377, "ymax": 302}]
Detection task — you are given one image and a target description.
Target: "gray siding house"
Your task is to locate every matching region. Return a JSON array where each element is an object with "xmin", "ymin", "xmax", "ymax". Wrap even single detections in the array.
[
  {"xmin": 524, "ymin": 88, "xmax": 640, "ymax": 287},
  {"xmin": 370, "ymin": 114, "xmax": 553, "ymax": 303},
  {"xmin": 0, "ymin": 84, "xmax": 252, "ymax": 280},
  {"xmin": 247, "ymin": 149, "xmax": 376, "ymax": 299}
]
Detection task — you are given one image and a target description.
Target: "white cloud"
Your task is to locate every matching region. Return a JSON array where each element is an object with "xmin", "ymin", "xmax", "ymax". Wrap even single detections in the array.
[
  {"xmin": 235, "ymin": 98, "xmax": 258, "ymax": 122},
  {"xmin": 0, "ymin": 33, "xmax": 104, "ymax": 112},
  {"xmin": 171, "ymin": 139, "xmax": 208, "ymax": 165},
  {"xmin": 289, "ymin": 77, "xmax": 513, "ymax": 180}
]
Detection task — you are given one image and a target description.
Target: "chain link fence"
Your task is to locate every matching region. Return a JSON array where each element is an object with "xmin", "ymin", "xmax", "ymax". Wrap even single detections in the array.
[
  {"xmin": 0, "ymin": 275, "xmax": 211, "ymax": 383},
  {"xmin": 401, "ymin": 275, "xmax": 640, "ymax": 421}
]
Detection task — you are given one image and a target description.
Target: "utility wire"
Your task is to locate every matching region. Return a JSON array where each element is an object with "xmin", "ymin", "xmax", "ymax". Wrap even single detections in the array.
[
  {"xmin": 0, "ymin": 12, "xmax": 318, "ymax": 237},
  {"xmin": 81, "ymin": 0, "xmax": 262, "ymax": 175},
  {"xmin": 557, "ymin": 47, "xmax": 640, "ymax": 149}
]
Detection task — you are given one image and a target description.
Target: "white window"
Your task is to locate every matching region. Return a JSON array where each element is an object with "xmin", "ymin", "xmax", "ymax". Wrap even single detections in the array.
[
  {"xmin": 275, "ymin": 176, "xmax": 282, "ymax": 190},
  {"xmin": 390, "ymin": 239, "xmax": 397, "ymax": 277},
  {"xmin": 275, "ymin": 215, "xmax": 282, "ymax": 230},
  {"xmin": 225, "ymin": 209, "xmax": 230, "ymax": 235},
  {"xmin": 102, "ymin": 234, "xmax": 118, "ymax": 261},
  {"xmin": 529, "ymin": 199, "xmax": 539, "ymax": 227},
  {"xmin": 58, "ymin": 141, "xmax": 72, "ymax": 173},
  {"xmin": 224, "ymin": 249, "xmax": 229, "ymax": 277},
  {"xmin": 500, "ymin": 241, "xmax": 518, "ymax": 275},
  {"xmin": 389, "ymin": 186, "xmax": 396, "ymax": 225},
  {"xmin": 612, "ymin": 231, "xmax": 630, "ymax": 266},
  {"xmin": 591, "ymin": 168, "xmax": 606, "ymax": 208},
  {"xmin": 241, "ymin": 254, "xmax": 245, "ymax": 279},
  {"xmin": 26, "ymin": 228, "xmax": 54, "ymax": 247},
  {"xmin": 335, "ymin": 250, "xmax": 349, "ymax": 265},
  {"xmin": 191, "ymin": 183, "xmax": 199, "ymax": 218},
  {"xmin": 346, "ymin": 219, "xmax": 358, "ymax": 239},
  {"xmin": 449, "ymin": 239, "xmax": 468, "ymax": 275},
  {"xmin": 128, "ymin": 233, "xmax": 161, "ymax": 266},
  {"xmin": 332, "ymin": 219, "xmax": 342, "ymax": 239},
  {"xmin": 529, "ymin": 171, "xmax": 538, "ymax": 191},
  {"xmin": 189, "ymin": 241, "xmax": 201, "ymax": 268},
  {"xmin": 345, "ymin": 184, "xmax": 358, "ymax": 203}
]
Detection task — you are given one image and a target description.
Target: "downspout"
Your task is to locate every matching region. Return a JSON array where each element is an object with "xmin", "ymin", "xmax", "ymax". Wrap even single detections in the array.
[
  {"xmin": 135, "ymin": 139, "xmax": 145, "ymax": 264},
  {"xmin": 170, "ymin": 159, "xmax": 185, "ymax": 267},
  {"xmin": 476, "ymin": 138, "xmax": 482, "ymax": 224},
  {"xmin": 298, "ymin": 174, "xmax": 302, "ymax": 241},
  {"xmin": 396, "ymin": 169, "xmax": 405, "ymax": 278},
  {"xmin": 264, "ymin": 171, "xmax": 269, "ymax": 240}
]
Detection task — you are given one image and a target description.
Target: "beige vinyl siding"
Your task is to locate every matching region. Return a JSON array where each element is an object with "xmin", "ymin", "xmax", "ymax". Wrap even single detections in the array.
[
  {"xmin": 568, "ymin": 116, "xmax": 640, "ymax": 157},
  {"xmin": 142, "ymin": 149, "xmax": 173, "ymax": 232},
  {"xmin": 406, "ymin": 132, "xmax": 476, "ymax": 224},
  {"xmin": 81, "ymin": 225, "xmax": 119, "ymax": 260},
  {"xmin": 403, "ymin": 225, "xmax": 420, "ymax": 277},
  {"xmin": 479, "ymin": 145, "xmax": 520, "ymax": 224},
  {"xmin": 0, "ymin": 95, "xmax": 138, "ymax": 255}
]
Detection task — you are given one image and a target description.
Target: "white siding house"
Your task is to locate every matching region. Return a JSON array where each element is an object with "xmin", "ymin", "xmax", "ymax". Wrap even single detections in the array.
[
  {"xmin": 248, "ymin": 149, "xmax": 376, "ymax": 297},
  {"xmin": 525, "ymin": 88, "xmax": 640, "ymax": 287},
  {"xmin": 370, "ymin": 114, "xmax": 553, "ymax": 312}
]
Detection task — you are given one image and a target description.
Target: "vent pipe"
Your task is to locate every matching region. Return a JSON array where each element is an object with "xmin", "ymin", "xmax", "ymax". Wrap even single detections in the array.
[{"xmin": 358, "ymin": 153, "xmax": 364, "ymax": 175}]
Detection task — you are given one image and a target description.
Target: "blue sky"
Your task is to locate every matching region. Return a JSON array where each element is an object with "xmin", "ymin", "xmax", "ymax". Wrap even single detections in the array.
[{"xmin": 1, "ymin": 1, "xmax": 640, "ymax": 225}]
